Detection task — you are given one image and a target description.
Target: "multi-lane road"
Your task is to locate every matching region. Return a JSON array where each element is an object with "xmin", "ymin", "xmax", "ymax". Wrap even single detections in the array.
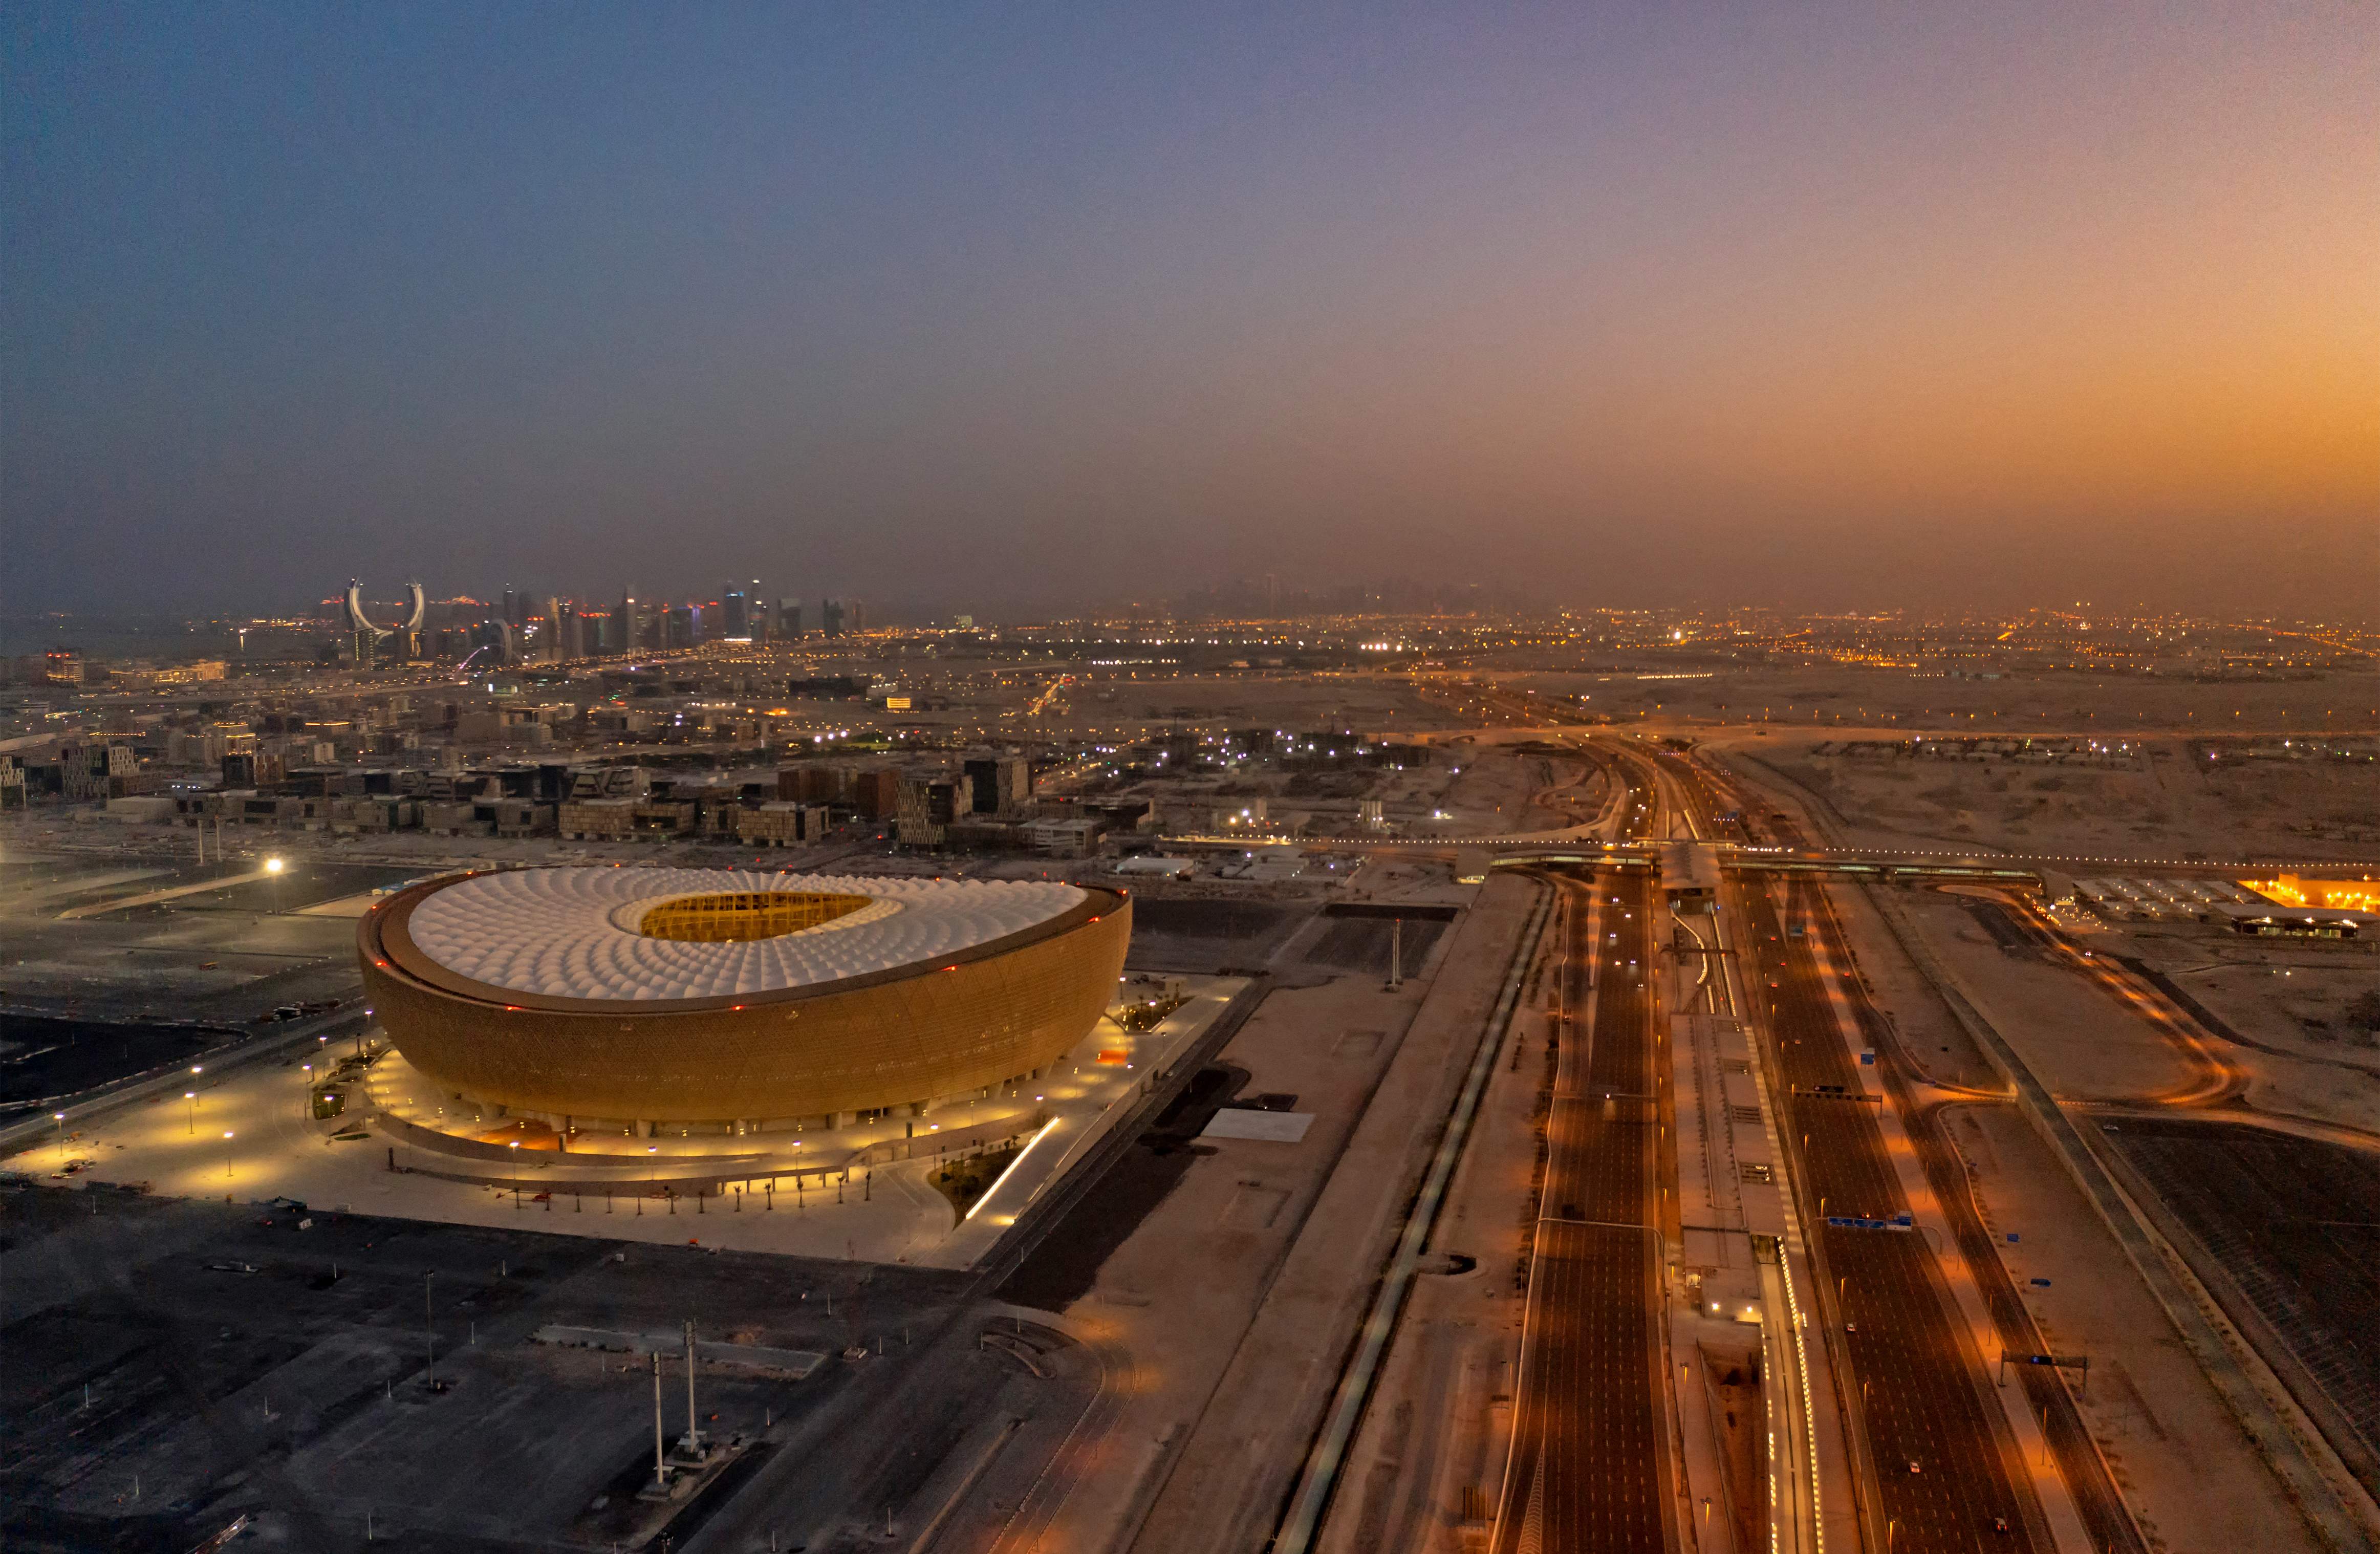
[
  {"xmin": 1740, "ymin": 877, "xmax": 2041, "ymax": 1549},
  {"xmin": 1661, "ymin": 745, "xmax": 2151, "ymax": 1554},
  {"xmin": 1496, "ymin": 753, "xmax": 1675, "ymax": 1553},
  {"xmin": 1368, "ymin": 733, "xmax": 2159, "ymax": 1554}
]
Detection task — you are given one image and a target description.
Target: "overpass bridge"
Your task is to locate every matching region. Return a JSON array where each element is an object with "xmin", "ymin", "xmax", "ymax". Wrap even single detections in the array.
[
  {"xmin": 1477, "ymin": 840, "xmax": 2049, "ymax": 889},
  {"xmin": 1159, "ymin": 830, "xmax": 2049, "ymax": 887},
  {"xmin": 1157, "ymin": 828, "xmax": 2343, "ymax": 888}
]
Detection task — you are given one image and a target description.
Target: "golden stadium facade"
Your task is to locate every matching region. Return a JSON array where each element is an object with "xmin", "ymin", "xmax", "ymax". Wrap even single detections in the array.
[{"xmin": 358, "ymin": 868, "xmax": 1130, "ymax": 1132}]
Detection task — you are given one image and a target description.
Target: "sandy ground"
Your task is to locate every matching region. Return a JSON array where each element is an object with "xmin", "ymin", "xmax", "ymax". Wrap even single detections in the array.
[
  {"xmin": 1897, "ymin": 894, "xmax": 2207, "ymax": 1102},
  {"xmin": 1523, "ymin": 666, "xmax": 2380, "ymax": 742},
  {"xmin": 1943, "ymin": 1104, "xmax": 2321, "ymax": 1554},
  {"xmin": 1008, "ymin": 873, "xmax": 1535, "ymax": 1554},
  {"xmin": 2145, "ymin": 955, "xmax": 2380, "ymax": 1135},
  {"xmin": 1698, "ymin": 722, "xmax": 2379, "ymax": 865},
  {"xmin": 2165, "ymin": 956, "xmax": 2380, "ymax": 1064}
]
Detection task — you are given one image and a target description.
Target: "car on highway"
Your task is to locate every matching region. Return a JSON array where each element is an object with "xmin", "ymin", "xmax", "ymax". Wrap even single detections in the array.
[{"xmin": 1907, "ymin": 1460, "xmax": 1922, "ymax": 1474}]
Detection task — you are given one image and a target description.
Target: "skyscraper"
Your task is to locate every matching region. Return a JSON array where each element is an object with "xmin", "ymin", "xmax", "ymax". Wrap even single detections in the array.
[
  {"xmin": 822, "ymin": 598, "xmax": 845, "ymax": 637},
  {"xmin": 723, "ymin": 587, "xmax": 750, "ymax": 640},
  {"xmin": 776, "ymin": 598, "xmax": 803, "ymax": 637}
]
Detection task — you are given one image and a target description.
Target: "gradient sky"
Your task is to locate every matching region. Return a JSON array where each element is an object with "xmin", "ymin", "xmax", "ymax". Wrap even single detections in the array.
[{"xmin": 5, "ymin": 3, "xmax": 2375, "ymax": 620}]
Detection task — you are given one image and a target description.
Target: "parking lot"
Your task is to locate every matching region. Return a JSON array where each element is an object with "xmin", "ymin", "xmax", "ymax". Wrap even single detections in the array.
[{"xmin": 1, "ymin": 1178, "xmax": 987, "ymax": 1551}]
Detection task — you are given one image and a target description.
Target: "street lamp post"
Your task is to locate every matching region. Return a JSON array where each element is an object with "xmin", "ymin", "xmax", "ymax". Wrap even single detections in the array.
[
  {"xmin": 423, "ymin": 1272, "xmax": 437, "ymax": 1387},
  {"xmin": 54, "ymin": 1111, "xmax": 67, "ymax": 1162},
  {"xmin": 222, "ymin": 1131, "xmax": 234, "ymax": 1180},
  {"xmin": 185, "ymin": 1091, "xmax": 197, "ymax": 1135}
]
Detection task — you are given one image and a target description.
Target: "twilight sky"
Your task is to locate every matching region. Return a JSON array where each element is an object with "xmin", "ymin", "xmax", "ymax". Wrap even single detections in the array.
[{"xmin": 4, "ymin": 3, "xmax": 2374, "ymax": 620}]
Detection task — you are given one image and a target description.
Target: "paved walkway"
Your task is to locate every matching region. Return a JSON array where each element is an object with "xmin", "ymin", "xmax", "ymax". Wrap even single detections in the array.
[{"xmin": 56, "ymin": 867, "xmax": 272, "ymax": 919}]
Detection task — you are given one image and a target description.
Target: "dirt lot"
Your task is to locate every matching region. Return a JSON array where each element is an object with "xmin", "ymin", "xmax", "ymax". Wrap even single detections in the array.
[
  {"xmin": 1741, "ymin": 738, "xmax": 2378, "ymax": 859},
  {"xmin": 1900, "ymin": 892, "xmax": 2205, "ymax": 1101},
  {"xmin": 1526, "ymin": 666, "xmax": 2380, "ymax": 742}
]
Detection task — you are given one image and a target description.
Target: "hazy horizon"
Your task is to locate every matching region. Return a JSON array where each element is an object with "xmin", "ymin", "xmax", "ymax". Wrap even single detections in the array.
[{"xmin": 7, "ymin": 4, "xmax": 2375, "ymax": 620}]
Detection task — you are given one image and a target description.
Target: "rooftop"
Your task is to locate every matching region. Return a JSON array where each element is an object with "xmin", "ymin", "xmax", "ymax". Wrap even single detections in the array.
[{"xmin": 400, "ymin": 867, "xmax": 1087, "ymax": 1002}]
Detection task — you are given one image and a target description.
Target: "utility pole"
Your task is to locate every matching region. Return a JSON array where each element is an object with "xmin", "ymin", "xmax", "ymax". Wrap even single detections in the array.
[
  {"xmin": 652, "ymin": 1352, "xmax": 667, "ymax": 1491},
  {"xmin": 683, "ymin": 1319, "xmax": 701, "ymax": 1455}
]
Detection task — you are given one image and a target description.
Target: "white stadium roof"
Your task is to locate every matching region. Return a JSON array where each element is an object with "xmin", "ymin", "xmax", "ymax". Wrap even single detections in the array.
[{"xmin": 403, "ymin": 868, "xmax": 1088, "ymax": 1002}]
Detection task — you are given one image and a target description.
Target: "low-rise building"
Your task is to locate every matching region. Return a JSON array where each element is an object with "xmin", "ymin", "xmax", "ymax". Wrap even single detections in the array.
[
  {"xmin": 559, "ymin": 797, "xmax": 636, "ymax": 840},
  {"xmin": 424, "ymin": 801, "xmax": 492, "ymax": 836},
  {"xmin": 223, "ymin": 751, "xmax": 285, "ymax": 789},
  {"xmin": 1028, "ymin": 817, "xmax": 1104, "ymax": 857},
  {"xmin": 737, "ymin": 803, "xmax": 834, "ymax": 847}
]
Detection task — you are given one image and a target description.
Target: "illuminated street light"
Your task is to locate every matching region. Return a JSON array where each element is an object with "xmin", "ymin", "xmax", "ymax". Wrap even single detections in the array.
[
  {"xmin": 223, "ymin": 1131, "xmax": 235, "ymax": 1180},
  {"xmin": 264, "ymin": 856, "xmax": 285, "ymax": 875}
]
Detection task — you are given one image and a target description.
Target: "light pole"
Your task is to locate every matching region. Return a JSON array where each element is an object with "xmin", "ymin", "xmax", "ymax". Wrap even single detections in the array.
[
  {"xmin": 423, "ymin": 1272, "xmax": 437, "ymax": 1387},
  {"xmin": 222, "ymin": 1130, "xmax": 235, "ymax": 1180},
  {"xmin": 53, "ymin": 1111, "xmax": 67, "ymax": 1162},
  {"xmin": 185, "ymin": 1091, "xmax": 197, "ymax": 1135}
]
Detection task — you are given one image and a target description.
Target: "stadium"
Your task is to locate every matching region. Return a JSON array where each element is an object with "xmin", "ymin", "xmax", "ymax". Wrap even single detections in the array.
[{"xmin": 358, "ymin": 867, "xmax": 1131, "ymax": 1135}]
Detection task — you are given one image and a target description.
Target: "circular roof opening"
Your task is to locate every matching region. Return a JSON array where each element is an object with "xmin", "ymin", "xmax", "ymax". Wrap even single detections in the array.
[{"xmin": 637, "ymin": 891, "xmax": 873, "ymax": 943}]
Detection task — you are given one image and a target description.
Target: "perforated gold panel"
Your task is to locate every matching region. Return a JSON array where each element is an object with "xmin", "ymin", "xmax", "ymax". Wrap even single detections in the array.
[
  {"xmin": 360, "ymin": 879, "xmax": 1131, "ymax": 1124},
  {"xmin": 636, "ymin": 890, "xmax": 873, "ymax": 941}
]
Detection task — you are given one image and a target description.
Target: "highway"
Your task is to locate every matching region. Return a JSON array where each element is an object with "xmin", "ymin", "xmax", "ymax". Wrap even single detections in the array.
[
  {"xmin": 1748, "ymin": 877, "xmax": 2039, "ymax": 1550},
  {"xmin": 1495, "ymin": 751, "xmax": 1674, "ymax": 1554},
  {"xmin": 1665, "ymin": 747, "xmax": 2151, "ymax": 1554}
]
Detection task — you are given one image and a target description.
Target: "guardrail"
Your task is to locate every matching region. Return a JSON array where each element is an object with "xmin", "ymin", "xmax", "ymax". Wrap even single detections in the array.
[{"xmin": 1270, "ymin": 877, "xmax": 1555, "ymax": 1553}]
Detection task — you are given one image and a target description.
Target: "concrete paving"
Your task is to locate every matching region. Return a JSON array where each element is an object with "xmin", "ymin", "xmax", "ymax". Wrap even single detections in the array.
[
  {"xmin": 36, "ymin": 978, "xmax": 1246, "ymax": 1270},
  {"xmin": 1090, "ymin": 874, "xmax": 1534, "ymax": 1554}
]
